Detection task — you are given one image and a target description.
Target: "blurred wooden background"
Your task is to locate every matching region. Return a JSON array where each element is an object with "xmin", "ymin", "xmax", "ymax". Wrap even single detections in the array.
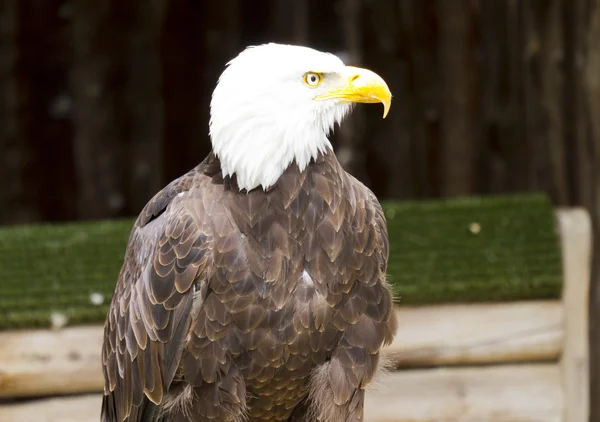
[{"xmin": 1, "ymin": 0, "xmax": 599, "ymax": 419}]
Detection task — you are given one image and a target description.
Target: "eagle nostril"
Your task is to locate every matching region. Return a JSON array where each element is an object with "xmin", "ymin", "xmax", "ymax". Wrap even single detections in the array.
[{"xmin": 350, "ymin": 74, "xmax": 360, "ymax": 83}]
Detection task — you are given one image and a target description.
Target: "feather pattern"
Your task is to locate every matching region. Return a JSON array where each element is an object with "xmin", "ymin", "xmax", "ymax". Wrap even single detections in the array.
[{"xmin": 101, "ymin": 152, "xmax": 397, "ymax": 422}]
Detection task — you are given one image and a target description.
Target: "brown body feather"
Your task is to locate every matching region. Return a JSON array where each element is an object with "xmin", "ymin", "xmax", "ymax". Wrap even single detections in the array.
[{"xmin": 101, "ymin": 152, "xmax": 397, "ymax": 422}]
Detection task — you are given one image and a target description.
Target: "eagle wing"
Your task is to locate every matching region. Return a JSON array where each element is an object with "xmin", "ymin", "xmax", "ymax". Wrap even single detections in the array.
[
  {"xmin": 312, "ymin": 179, "xmax": 396, "ymax": 420},
  {"xmin": 101, "ymin": 168, "xmax": 212, "ymax": 422}
]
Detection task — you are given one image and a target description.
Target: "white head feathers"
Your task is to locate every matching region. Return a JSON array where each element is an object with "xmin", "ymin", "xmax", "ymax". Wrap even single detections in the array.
[{"xmin": 209, "ymin": 43, "xmax": 353, "ymax": 191}]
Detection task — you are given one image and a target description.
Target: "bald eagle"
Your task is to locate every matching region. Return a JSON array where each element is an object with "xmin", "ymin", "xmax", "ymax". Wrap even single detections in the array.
[{"xmin": 101, "ymin": 43, "xmax": 397, "ymax": 422}]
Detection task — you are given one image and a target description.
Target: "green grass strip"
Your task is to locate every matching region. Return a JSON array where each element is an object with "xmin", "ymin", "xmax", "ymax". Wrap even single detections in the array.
[
  {"xmin": 382, "ymin": 194, "xmax": 562, "ymax": 304},
  {"xmin": 0, "ymin": 219, "xmax": 132, "ymax": 330},
  {"xmin": 0, "ymin": 194, "xmax": 562, "ymax": 329}
]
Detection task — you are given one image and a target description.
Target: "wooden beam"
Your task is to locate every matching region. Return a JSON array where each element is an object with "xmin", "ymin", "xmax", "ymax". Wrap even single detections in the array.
[
  {"xmin": 0, "ymin": 300, "xmax": 562, "ymax": 398},
  {"xmin": 438, "ymin": 0, "xmax": 478, "ymax": 196},
  {"xmin": 0, "ymin": 326, "xmax": 104, "ymax": 397},
  {"xmin": 385, "ymin": 300, "xmax": 563, "ymax": 368},
  {"xmin": 557, "ymin": 208, "xmax": 591, "ymax": 422},
  {"xmin": 0, "ymin": 364, "xmax": 562, "ymax": 422},
  {"xmin": 0, "ymin": 394, "xmax": 100, "ymax": 422},
  {"xmin": 0, "ymin": 0, "xmax": 40, "ymax": 224},
  {"xmin": 365, "ymin": 364, "xmax": 562, "ymax": 422},
  {"xmin": 70, "ymin": 0, "xmax": 126, "ymax": 220}
]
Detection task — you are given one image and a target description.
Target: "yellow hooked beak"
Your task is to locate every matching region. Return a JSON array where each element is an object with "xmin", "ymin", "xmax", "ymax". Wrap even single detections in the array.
[{"xmin": 313, "ymin": 66, "xmax": 392, "ymax": 118}]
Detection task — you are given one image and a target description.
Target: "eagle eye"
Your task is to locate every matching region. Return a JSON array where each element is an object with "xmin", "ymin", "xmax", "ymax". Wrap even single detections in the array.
[{"xmin": 303, "ymin": 72, "xmax": 323, "ymax": 87}]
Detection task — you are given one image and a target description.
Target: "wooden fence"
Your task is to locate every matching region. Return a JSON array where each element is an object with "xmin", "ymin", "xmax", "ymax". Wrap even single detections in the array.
[{"xmin": 1, "ymin": 0, "xmax": 600, "ymax": 419}]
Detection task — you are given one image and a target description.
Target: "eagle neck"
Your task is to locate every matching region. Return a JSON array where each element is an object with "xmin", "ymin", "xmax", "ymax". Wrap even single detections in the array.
[{"xmin": 211, "ymin": 122, "xmax": 333, "ymax": 192}]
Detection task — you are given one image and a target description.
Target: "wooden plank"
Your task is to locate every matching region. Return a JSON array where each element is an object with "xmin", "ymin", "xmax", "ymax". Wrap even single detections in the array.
[
  {"xmin": 13, "ymin": 0, "xmax": 77, "ymax": 222},
  {"xmin": 0, "ymin": 300, "xmax": 562, "ymax": 398},
  {"xmin": 539, "ymin": 0, "xmax": 569, "ymax": 204},
  {"xmin": 365, "ymin": 364, "xmax": 563, "ymax": 422},
  {"xmin": 385, "ymin": 300, "xmax": 563, "ymax": 368},
  {"xmin": 576, "ymin": 1, "xmax": 600, "ymax": 420},
  {"xmin": 0, "ymin": 364, "xmax": 562, "ymax": 422},
  {"xmin": 0, "ymin": 0, "xmax": 40, "ymax": 224},
  {"xmin": 0, "ymin": 394, "xmax": 100, "ymax": 422},
  {"xmin": 360, "ymin": 2, "xmax": 418, "ymax": 199},
  {"xmin": 160, "ymin": 0, "xmax": 206, "ymax": 182},
  {"xmin": 120, "ymin": 0, "xmax": 167, "ymax": 213},
  {"xmin": 70, "ymin": 0, "xmax": 126, "ymax": 219},
  {"xmin": 557, "ymin": 208, "xmax": 591, "ymax": 422},
  {"xmin": 438, "ymin": 0, "xmax": 478, "ymax": 196},
  {"xmin": 0, "ymin": 326, "xmax": 104, "ymax": 397},
  {"xmin": 335, "ymin": 0, "xmax": 364, "ymax": 176}
]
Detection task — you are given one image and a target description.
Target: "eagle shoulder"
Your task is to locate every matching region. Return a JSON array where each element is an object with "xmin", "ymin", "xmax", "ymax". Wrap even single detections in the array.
[
  {"xmin": 102, "ymin": 165, "xmax": 214, "ymax": 422},
  {"xmin": 345, "ymin": 173, "xmax": 390, "ymax": 272}
]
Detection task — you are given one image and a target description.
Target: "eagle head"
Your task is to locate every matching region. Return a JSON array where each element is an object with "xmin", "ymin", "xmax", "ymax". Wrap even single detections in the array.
[{"xmin": 209, "ymin": 43, "xmax": 392, "ymax": 192}]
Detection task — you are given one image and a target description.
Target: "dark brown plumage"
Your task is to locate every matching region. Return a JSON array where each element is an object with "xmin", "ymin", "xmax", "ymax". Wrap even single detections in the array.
[{"xmin": 101, "ymin": 150, "xmax": 397, "ymax": 422}]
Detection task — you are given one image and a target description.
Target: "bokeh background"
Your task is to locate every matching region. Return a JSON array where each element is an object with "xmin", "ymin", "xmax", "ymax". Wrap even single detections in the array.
[{"xmin": 1, "ymin": 0, "xmax": 599, "ymax": 418}]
